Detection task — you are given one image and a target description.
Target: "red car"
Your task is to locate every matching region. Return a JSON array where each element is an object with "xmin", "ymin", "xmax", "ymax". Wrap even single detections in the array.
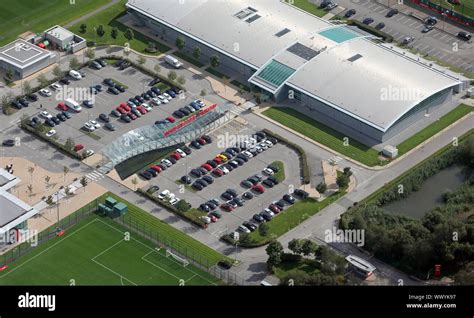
[
  {"xmin": 220, "ymin": 203, "xmax": 234, "ymax": 212},
  {"xmin": 269, "ymin": 204, "xmax": 281, "ymax": 214},
  {"xmin": 57, "ymin": 102, "xmax": 68, "ymax": 111},
  {"xmin": 166, "ymin": 116, "xmax": 175, "ymax": 123},
  {"xmin": 150, "ymin": 165, "xmax": 162, "ymax": 173},
  {"xmin": 209, "ymin": 215, "xmax": 218, "ymax": 222},
  {"xmin": 252, "ymin": 184, "xmax": 265, "ymax": 194},
  {"xmin": 212, "ymin": 169, "xmax": 224, "ymax": 177},
  {"xmin": 198, "ymin": 138, "xmax": 207, "ymax": 145},
  {"xmin": 116, "ymin": 106, "xmax": 126, "ymax": 114},
  {"xmin": 137, "ymin": 106, "xmax": 147, "ymax": 114},
  {"xmin": 74, "ymin": 144, "xmax": 84, "ymax": 151},
  {"xmin": 122, "ymin": 104, "xmax": 131, "ymax": 112},
  {"xmin": 201, "ymin": 163, "xmax": 212, "ymax": 171},
  {"xmin": 120, "ymin": 103, "xmax": 127, "ymax": 108},
  {"xmin": 171, "ymin": 153, "xmax": 181, "ymax": 160},
  {"xmin": 128, "ymin": 113, "xmax": 137, "ymax": 120},
  {"xmin": 213, "ymin": 157, "xmax": 223, "ymax": 164}
]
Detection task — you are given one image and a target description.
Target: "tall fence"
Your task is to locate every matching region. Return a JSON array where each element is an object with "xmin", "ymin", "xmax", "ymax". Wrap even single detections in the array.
[
  {"xmin": 0, "ymin": 199, "xmax": 99, "ymax": 266},
  {"xmin": 115, "ymin": 215, "xmax": 247, "ymax": 286}
]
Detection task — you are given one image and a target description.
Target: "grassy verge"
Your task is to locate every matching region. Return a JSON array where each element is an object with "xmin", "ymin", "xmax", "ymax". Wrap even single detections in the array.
[
  {"xmin": 101, "ymin": 193, "xmax": 231, "ymax": 266},
  {"xmin": 205, "ymin": 67, "xmax": 230, "ymax": 80},
  {"xmin": 397, "ymin": 104, "xmax": 473, "ymax": 156},
  {"xmin": 173, "ymin": 51, "xmax": 205, "ymax": 68},
  {"xmin": 284, "ymin": 0, "xmax": 328, "ymax": 17},
  {"xmin": 263, "ymin": 107, "xmax": 381, "ymax": 166},
  {"xmin": 270, "ymin": 161, "xmax": 286, "ymax": 183},
  {"xmin": 80, "ymin": 128, "xmax": 101, "ymax": 140},
  {"xmin": 68, "ymin": 0, "xmax": 170, "ymax": 55},
  {"xmin": 229, "ymin": 191, "xmax": 346, "ymax": 247},
  {"xmin": 230, "ymin": 80, "xmax": 251, "ymax": 92}
]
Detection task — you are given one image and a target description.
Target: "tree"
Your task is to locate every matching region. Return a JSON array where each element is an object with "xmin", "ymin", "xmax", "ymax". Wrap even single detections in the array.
[
  {"xmin": 80, "ymin": 176, "xmax": 88, "ymax": 191},
  {"xmin": 6, "ymin": 69, "xmax": 13, "ymax": 81},
  {"xmin": 316, "ymin": 182, "xmax": 327, "ymax": 194},
  {"xmin": 167, "ymin": 71, "xmax": 177, "ymax": 82},
  {"xmin": 210, "ymin": 55, "xmax": 220, "ymax": 68},
  {"xmin": 154, "ymin": 64, "xmax": 161, "ymax": 74},
  {"xmin": 454, "ymin": 262, "xmax": 474, "ymax": 285},
  {"xmin": 65, "ymin": 137, "xmax": 75, "ymax": 150},
  {"xmin": 79, "ymin": 23, "xmax": 87, "ymax": 34},
  {"xmin": 1, "ymin": 92, "xmax": 14, "ymax": 115},
  {"xmin": 20, "ymin": 113, "xmax": 30, "ymax": 127},
  {"xmin": 137, "ymin": 55, "xmax": 146, "ymax": 66},
  {"xmin": 193, "ymin": 46, "xmax": 201, "ymax": 60},
  {"xmin": 27, "ymin": 184, "xmax": 33, "ymax": 196},
  {"xmin": 23, "ymin": 80, "xmax": 32, "ymax": 95},
  {"xmin": 27, "ymin": 166, "xmax": 35, "ymax": 183},
  {"xmin": 343, "ymin": 167, "xmax": 352, "ymax": 177},
  {"xmin": 69, "ymin": 56, "xmax": 80, "ymax": 70},
  {"xmin": 259, "ymin": 222, "xmax": 269, "ymax": 237},
  {"xmin": 266, "ymin": 240, "xmax": 284, "ymax": 267},
  {"xmin": 96, "ymin": 25, "xmax": 105, "ymax": 37},
  {"xmin": 63, "ymin": 166, "xmax": 70, "ymax": 182},
  {"xmin": 45, "ymin": 195, "xmax": 54, "ymax": 206},
  {"xmin": 336, "ymin": 174, "xmax": 349, "ymax": 189},
  {"xmin": 200, "ymin": 89, "xmax": 207, "ymax": 96},
  {"xmin": 176, "ymin": 36, "xmax": 185, "ymax": 50},
  {"xmin": 131, "ymin": 177, "xmax": 138, "ymax": 190},
  {"xmin": 37, "ymin": 73, "xmax": 49, "ymax": 87},
  {"xmin": 64, "ymin": 186, "xmax": 73, "ymax": 197},
  {"xmin": 85, "ymin": 48, "xmax": 95, "ymax": 61},
  {"xmin": 177, "ymin": 75, "xmax": 186, "ymax": 85},
  {"xmin": 176, "ymin": 200, "xmax": 191, "ymax": 212},
  {"xmin": 44, "ymin": 175, "xmax": 51, "ymax": 188},
  {"xmin": 124, "ymin": 28, "xmax": 134, "ymax": 41},
  {"xmin": 301, "ymin": 239, "xmax": 318, "ymax": 256},
  {"xmin": 52, "ymin": 65, "xmax": 63, "ymax": 78},
  {"xmin": 111, "ymin": 27, "xmax": 119, "ymax": 39},
  {"xmin": 288, "ymin": 238, "xmax": 303, "ymax": 255}
]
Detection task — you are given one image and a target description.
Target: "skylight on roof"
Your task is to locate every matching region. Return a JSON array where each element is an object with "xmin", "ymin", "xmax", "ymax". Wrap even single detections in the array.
[
  {"xmin": 246, "ymin": 14, "xmax": 261, "ymax": 23},
  {"xmin": 275, "ymin": 28, "xmax": 291, "ymax": 37},
  {"xmin": 347, "ymin": 54, "xmax": 363, "ymax": 62},
  {"xmin": 234, "ymin": 7, "xmax": 258, "ymax": 19}
]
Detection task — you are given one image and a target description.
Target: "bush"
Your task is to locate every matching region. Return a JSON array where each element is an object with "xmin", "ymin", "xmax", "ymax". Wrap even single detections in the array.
[
  {"xmin": 316, "ymin": 182, "xmax": 327, "ymax": 194},
  {"xmin": 346, "ymin": 20, "xmax": 393, "ymax": 42}
]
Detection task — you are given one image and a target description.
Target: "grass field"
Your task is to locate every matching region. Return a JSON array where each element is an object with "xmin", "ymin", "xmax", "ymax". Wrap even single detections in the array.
[
  {"xmin": 0, "ymin": 0, "xmax": 112, "ymax": 46},
  {"xmin": 0, "ymin": 216, "xmax": 220, "ymax": 285},
  {"xmin": 262, "ymin": 107, "xmax": 381, "ymax": 166},
  {"xmin": 68, "ymin": 0, "xmax": 170, "ymax": 55},
  {"xmin": 397, "ymin": 104, "xmax": 473, "ymax": 156},
  {"xmin": 270, "ymin": 161, "xmax": 286, "ymax": 183},
  {"xmin": 284, "ymin": 0, "xmax": 328, "ymax": 18},
  {"xmin": 438, "ymin": 0, "xmax": 474, "ymax": 19}
]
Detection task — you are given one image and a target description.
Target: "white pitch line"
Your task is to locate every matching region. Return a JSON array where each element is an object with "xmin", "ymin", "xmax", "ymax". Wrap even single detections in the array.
[
  {"xmin": 91, "ymin": 258, "xmax": 138, "ymax": 286},
  {"xmin": 91, "ymin": 239, "xmax": 124, "ymax": 261}
]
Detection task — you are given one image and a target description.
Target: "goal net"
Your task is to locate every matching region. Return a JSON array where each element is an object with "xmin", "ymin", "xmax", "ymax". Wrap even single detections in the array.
[{"xmin": 165, "ymin": 249, "xmax": 189, "ymax": 267}]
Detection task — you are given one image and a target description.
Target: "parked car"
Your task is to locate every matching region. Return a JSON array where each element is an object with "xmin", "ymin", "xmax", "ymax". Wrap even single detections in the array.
[
  {"xmin": 104, "ymin": 122, "xmax": 116, "ymax": 131},
  {"xmin": 375, "ymin": 22, "xmax": 385, "ymax": 30},
  {"xmin": 386, "ymin": 8, "xmax": 398, "ymax": 17},
  {"xmin": 362, "ymin": 17, "xmax": 374, "ymax": 25},
  {"xmin": 345, "ymin": 9, "xmax": 356, "ymax": 18},
  {"xmin": 458, "ymin": 31, "xmax": 472, "ymax": 41},
  {"xmin": 2, "ymin": 139, "xmax": 15, "ymax": 146}
]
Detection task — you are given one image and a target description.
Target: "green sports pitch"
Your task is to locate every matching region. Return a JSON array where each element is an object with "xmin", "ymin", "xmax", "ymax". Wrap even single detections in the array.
[
  {"xmin": 0, "ymin": 0, "xmax": 112, "ymax": 46},
  {"xmin": 0, "ymin": 216, "xmax": 221, "ymax": 285}
]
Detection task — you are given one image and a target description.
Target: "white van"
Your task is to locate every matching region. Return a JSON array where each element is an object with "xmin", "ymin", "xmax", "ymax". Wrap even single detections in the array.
[
  {"xmin": 164, "ymin": 55, "xmax": 183, "ymax": 68},
  {"xmin": 69, "ymin": 70, "xmax": 82, "ymax": 80},
  {"xmin": 65, "ymin": 98, "xmax": 82, "ymax": 112}
]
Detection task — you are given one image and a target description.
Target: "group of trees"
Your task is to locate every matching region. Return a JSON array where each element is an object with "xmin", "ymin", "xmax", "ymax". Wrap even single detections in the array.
[
  {"xmin": 79, "ymin": 23, "xmax": 134, "ymax": 43},
  {"xmin": 265, "ymin": 239, "xmax": 351, "ymax": 286},
  {"xmin": 175, "ymin": 36, "xmax": 221, "ymax": 68}
]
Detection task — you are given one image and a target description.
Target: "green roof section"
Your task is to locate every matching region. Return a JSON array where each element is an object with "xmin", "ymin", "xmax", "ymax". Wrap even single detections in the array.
[
  {"xmin": 319, "ymin": 27, "xmax": 361, "ymax": 43},
  {"xmin": 255, "ymin": 60, "xmax": 296, "ymax": 87}
]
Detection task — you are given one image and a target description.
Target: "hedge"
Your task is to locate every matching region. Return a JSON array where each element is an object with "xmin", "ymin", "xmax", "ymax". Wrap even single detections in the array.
[
  {"xmin": 346, "ymin": 20, "xmax": 394, "ymax": 42},
  {"xmin": 261, "ymin": 129, "xmax": 310, "ymax": 184},
  {"xmin": 136, "ymin": 188, "xmax": 206, "ymax": 228}
]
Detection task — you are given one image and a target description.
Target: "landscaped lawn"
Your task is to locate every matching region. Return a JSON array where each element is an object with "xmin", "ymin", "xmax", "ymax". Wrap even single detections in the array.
[
  {"xmin": 0, "ymin": 0, "xmax": 112, "ymax": 46},
  {"xmin": 68, "ymin": 0, "xmax": 170, "ymax": 55},
  {"xmin": 173, "ymin": 51, "xmax": 205, "ymax": 68},
  {"xmin": 284, "ymin": 0, "xmax": 328, "ymax": 18},
  {"xmin": 270, "ymin": 161, "xmax": 286, "ymax": 183},
  {"xmin": 397, "ymin": 104, "xmax": 473, "ymax": 156},
  {"xmin": 263, "ymin": 107, "xmax": 381, "ymax": 166}
]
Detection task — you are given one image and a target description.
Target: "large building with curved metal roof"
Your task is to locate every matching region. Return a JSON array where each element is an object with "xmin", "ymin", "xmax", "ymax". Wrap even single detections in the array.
[{"xmin": 126, "ymin": 0, "xmax": 469, "ymax": 145}]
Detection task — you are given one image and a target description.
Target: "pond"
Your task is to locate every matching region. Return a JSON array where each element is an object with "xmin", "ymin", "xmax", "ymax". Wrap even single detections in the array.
[{"xmin": 384, "ymin": 165, "xmax": 466, "ymax": 219}]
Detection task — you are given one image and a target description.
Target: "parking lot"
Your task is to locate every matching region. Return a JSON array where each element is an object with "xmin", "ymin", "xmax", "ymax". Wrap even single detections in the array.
[
  {"xmin": 24, "ymin": 62, "xmax": 213, "ymax": 156},
  {"xmin": 141, "ymin": 120, "xmax": 306, "ymax": 237}
]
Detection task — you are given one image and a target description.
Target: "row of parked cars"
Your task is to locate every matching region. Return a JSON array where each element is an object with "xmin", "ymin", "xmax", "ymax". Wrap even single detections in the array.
[
  {"xmin": 235, "ymin": 189, "xmax": 309, "ymax": 234},
  {"xmin": 140, "ymin": 146, "xmax": 193, "ymax": 180},
  {"xmin": 173, "ymin": 99, "xmax": 206, "ymax": 119}
]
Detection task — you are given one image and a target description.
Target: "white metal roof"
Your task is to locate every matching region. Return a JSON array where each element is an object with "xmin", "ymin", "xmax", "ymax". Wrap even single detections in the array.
[{"xmin": 127, "ymin": 0, "xmax": 466, "ymax": 131}]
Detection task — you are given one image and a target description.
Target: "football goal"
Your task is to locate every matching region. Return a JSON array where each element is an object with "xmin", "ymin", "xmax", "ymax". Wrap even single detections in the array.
[{"xmin": 165, "ymin": 249, "xmax": 190, "ymax": 267}]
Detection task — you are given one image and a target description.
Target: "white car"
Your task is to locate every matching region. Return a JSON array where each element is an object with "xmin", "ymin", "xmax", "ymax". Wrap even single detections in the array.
[
  {"xmin": 50, "ymin": 83, "xmax": 62, "ymax": 91},
  {"xmin": 69, "ymin": 70, "xmax": 82, "ymax": 80},
  {"xmin": 242, "ymin": 151, "xmax": 253, "ymax": 158},
  {"xmin": 194, "ymin": 99, "xmax": 205, "ymax": 107},
  {"xmin": 201, "ymin": 216, "xmax": 211, "ymax": 224},
  {"xmin": 151, "ymin": 98, "xmax": 161, "ymax": 106},
  {"xmin": 83, "ymin": 149, "xmax": 95, "ymax": 157},
  {"xmin": 45, "ymin": 129, "xmax": 56, "ymax": 137},
  {"xmin": 264, "ymin": 208, "xmax": 275, "ymax": 216},
  {"xmin": 238, "ymin": 225, "xmax": 251, "ymax": 234},
  {"xmin": 263, "ymin": 168, "xmax": 275, "ymax": 175},
  {"xmin": 255, "ymin": 146, "xmax": 263, "ymax": 153},
  {"xmin": 83, "ymin": 122, "xmax": 95, "ymax": 132},
  {"xmin": 221, "ymin": 166, "xmax": 230, "ymax": 174},
  {"xmin": 88, "ymin": 120, "xmax": 101, "ymax": 129},
  {"xmin": 264, "ymin": 140, "xmax": 273, "ymax": 147},
  {"xmin": 40, "ymin": 111, "xmax": 53, "ymax": 119},
  {"xmin": 39, "ymin": 89, "xmax": 52, "ymax": 97},
  {"xmin": 169, "ymin": 197, "xmax": 180, "ymax": 205},
  {"xmin": 158, "ymin": 190, "xmax": 171, "ymax": 200},
  {"xmin": 259, "ymin": 143, "xmax": 269, "ymax": 150},
  {"xmin": 142, "ymin": 103, "xmax": 152, "ymax": 112},
  {"xmin": 161, "ymin": 159, "xmax": 172, "ymax": 167},
  {"xmin": 158, "ymin": 95, "xmax": 169, "ymax": 104},
  {"xmin": 163, "ymin": 93, "xmax": 172, "ymax": 100},
  {"xmin": 175, "ymin": 149, "xmax": 186, "ymax": 157}
]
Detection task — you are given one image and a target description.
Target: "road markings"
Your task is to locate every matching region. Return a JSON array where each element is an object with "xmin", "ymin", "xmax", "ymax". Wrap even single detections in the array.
[{"xmin": 86, "ymin": 170, "xmax": 105, "ymax": 182}]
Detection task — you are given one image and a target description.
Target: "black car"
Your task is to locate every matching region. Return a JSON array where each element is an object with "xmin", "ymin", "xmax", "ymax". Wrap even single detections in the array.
[
  {"xmin": 167, "ymin": 156, "xmax": 177, "ymax": 164},
  {"xmin": 115, "ymin": 59, "xmax": 126, "ymax": 67},
  {"xmin": 173, "ymin": 110, "xmax": 185, "ymax": 118},
  {"xmin": 147, "ymin": 185, "xmax": 160, "ymax": 194},
  {"xmin": 262, "ymin": 179, "xmax": 275, "ymax": 188},
  {"xmin": 142, "ymin": 93, "xmax": 151, "ymax": 101},
  {"xmin": 115, "ymin": 85, "xmax": 125, "ymax": 93},
  {"xmin": 103, "ymin": 78, "xmax": 115, "ymax": 86},
  {"xmin": 362, "ymin": 17, "xmax": 374, "ymax": 25},
  {"xmin": 199, "ymin": 203, "xmax": 211, "ymax": 212},
  {"xmin": 192, "ymin": 182, "xmax": 204, "ymax": 191},
  {"xmin": 293, "ymin": 189, "xmax": 309, "ymax": 199},
  {"xmin": 83, "ymin": 100, "xmax": 94, "ymax": 108},
  {"xmin": 181, "ymin": 146, "xmax": 192, "ymax": 155},
  {"xmin": 158, "ymin": 164, "xmax": 167, "ymax": 171},
  {"xmin": 275, "ymin": 200, "xmax": 286, "ymax": 209},
  {"xmin": 99, "ymin": 113, "xmax": 110, "ymax": 122},
  {"xmin": 242, "ymin": 192, "xmax": 254, "ymax": 200},
  {"xmin": 31, "ymin": 117, "xmax": 40, "ymax": 125},
  {"xmin": 386, "ymin": 8, "xmax": 398, "ymax": 17},
  {"xmin": 18, "ymin": 98, "xmax": 29, "ymax": 107},
  {"xmin": 147, "ymin": 90, "xmax": 157, "ymax": 97},
  {"xmin": 180, "ymin": 108, "xmax": 190, "ymax": 116},
  {"xmin": 151, "ymin": 87, "xmax": 161, "ymax": 95},
  {"xmin": 104, "ymin": 123, "xmax": 116, "ymax": 131},
  {"xmin": 320, "ymin": 0, "xmax": 331, "ymax": 8},
  {"xmin": 232, "ymin": 197, "xmax": 244, "ymax": 207},
  {"xmin": 253, "ymin": 214, "xmax": 265, "ymax": 223},
  {"xmin": 45, "ymin": 119, "xmax": 55, "ymax": 127},
  {"xmin": 119, "ymin": 61, "xmax": 130, "ymax": 70},
  {"xmin": 235, "ymin": 158, "xmax": 245, "ymax": 166},
  {"xmin": 283, "ymin": 194, "xmax": 296, "ymax": 204},
  {"xmin": 206, "ymin": 160, "xmax": 218, "ymax": 168},
  {"xmin": 62, "ymin": 111, "xmax": 72, "ymax": 119},
  {"xmin": 221, "ymin": 192, "xmax": 234, "ymax": 200},
  {"xmin": 226, "ymin": 188, "xmax": 238, "ymax": 197},
  {"xmin": 51, "ymin": 116, "xmax": 60, "ymax": 125},
  {"xmin": 196, "ymin": 179, "xmax": 208, "ymax": 187},
  {"xmin": 95, "ymin": 84, "xmax": 103, "ymax": 92},
  {"xmin": 268, "ymin": 165, "xmax": 279, "ymax": 173},
  {"xmin": 241, "ymin": 180, "xmax": 253, "ymax": 188},
  {"xmin": 2, "ymin": 139, "xmax": 15, "ymax": 147},
  {"xmin": 120, "ymin": 114, "xmax": 131, "ymax": 123},
  {"xmin": 11, "ymin": 100, "xmax": 23, "ymax": 109},
  {"xmin": 345, "ymin": 9, "xmax": 356, "ymax": 18},
  {"xmin": 56, "ymin": 113, "xmax": 67, "ymax": 122},
  {"xmin": 225, "ymin": 148, "xmax": 237, "ymax": 156},
  {"xmin": 140, "ymin": 171, "xmax": 152, "ymax": 180},
  {"xmin": 107, "ymin": 87, "xmax": 119, "ymax": 95},
  {"xmin": 375, "ymin": 22, "xmax": 385, "ymax": 30},
  {"xmin": 181, "ymin": 175, "xmax": 192, "ymax": 184},
  {"xmin": 27, "ymin": 93, "xmax": 38, "ymax": 101},
  {"xmin": 268, "ymin": 176, "xmax": 279, "ymax": 185},
  {"xmin": 171, "ymin": 87, "xmax": 183, "ymax": 94},
  {"xmin": 147, "ymin": 169, "xmax": 158, "ymax": 177},
  {"xmin": 60, "ymin": 78, "xmax": 70, "ymax": 85},
  {"xmin": 243, "ymin": 221, "xmax": 257, "ymax": 231},
  {"xmin": 110, "ymin": 109, "xmax": 121, "ymax": 117},
  {"xmin": 96, "ymin": 59, "xmax": 107, "ymax": 67},
  {"xmin": 236, "ymin": 154, "xmax": 248, "ymax": 162},
  {"xmin": 260, "ymin": 211, "xmax": 272, "ymax": 221},
  {"xmin": 190, "ymin": 140, "xmax": 201, "ymax": 149},
  {"xmin": 149, "ymin": 78, "xmax": 161, "ymax": 86},
  {"xmin": 197, "ymin": 167, "xmax": 208, "ymax": 175},
  {"xmin": 202, "ymin": 175, "xmax": 214, "ymax": 184},
  {"xmin": 228, "ymin": 161, "xmax": 239, "ymax": 169},
  {"xmin": 223, "ymin": 164, "xmax": 233, "ymax": 172},
  {"xmin": 458, "ymin": 31, "xmax": 472, "ymax": 41},
  {"xmin": 201, "ymin": 135, "xmax": 212, "ymax": 143},
  {"xmin": 247, "ymin": 177, "xmax": 259, "ymax": 185},
  {"xmin": 190, "ymin": 168, "xmax": 203, "ymax": 178}
]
